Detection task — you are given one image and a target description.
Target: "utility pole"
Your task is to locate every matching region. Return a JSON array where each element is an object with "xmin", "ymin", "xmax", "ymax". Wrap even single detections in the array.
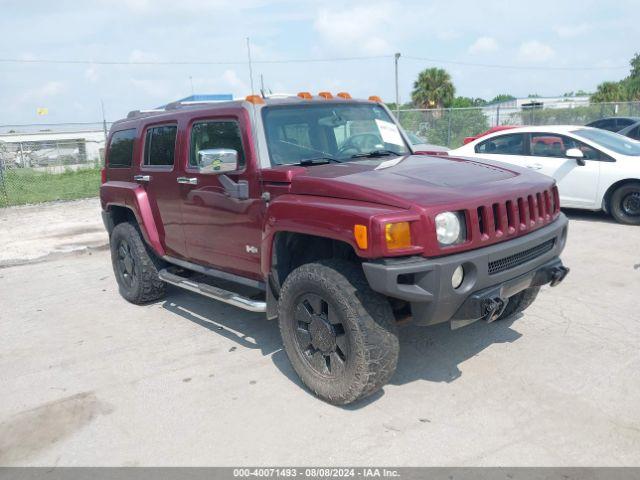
[
  {"xmin": 394, "ymin": 52, "xmax": 401, "ymax": 117},
  {"xmin": 260, "ymin": 74, "xmax": 265, "ymax": 97},
  {"xmin": 100, "ymin": 99, "xmax": 108, "ymax": 142}
]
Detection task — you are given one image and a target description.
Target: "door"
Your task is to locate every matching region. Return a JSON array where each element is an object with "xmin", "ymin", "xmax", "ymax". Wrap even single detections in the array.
[
  {"xmin": 138, "ymin": 123, "xmax": 188, "ymax": 258},
  {"xmin": 179, "ymin": 117, "xmax": 263, "ymax": 280},
  {"xmin": 472, "ymin": 132, "xmax": 529, "ymax": 167},
  {"xmin": 525, "ymin": 133, "xmax": 601, "ymax": 208}
]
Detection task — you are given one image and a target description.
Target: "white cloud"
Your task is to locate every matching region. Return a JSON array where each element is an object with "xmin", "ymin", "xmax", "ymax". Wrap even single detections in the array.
[
  {"xmin": 517, "ymin": 41, "xmax": 555, "ymax": 63},
  {"xmin": 20, "ymin": 81, "xmax": 66, "ymax": 103},
  {"xmin": 84, "ymin": 66, "xmax": 99, "ymax": 83},
  {"xmin": 128, "ymin": 49, "xmax": 161, "ymax": 63},
  {"xmin": 314, "ymin": 3, "xmax": 395, "ymax": 55},
  {"xmin": 221, "ymin": 69, "xmax": 250, "ymax": 94},
  {"xmin": 468, "ymin": 36, "xmax": 499, "ymax": 54},
  {"xmin": 554, "ymin": 23, "xmax": 591, "ymax": 38},
  {"xmin": 129, "ymin": 79, "xmax": 170, "ymax": 98}
]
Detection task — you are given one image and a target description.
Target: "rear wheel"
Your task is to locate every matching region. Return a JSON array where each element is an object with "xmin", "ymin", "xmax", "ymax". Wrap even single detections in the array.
[
  {"xmin": 110, "ymin": 222, "xmax": 166, "ymax": 304},
  {"xmin": 495, "ymin": 287, "xmax": 540, "ymax": 321},
  {"xmin": 278, "ymin": 260, "xmax": 399, "ymax": 405},
  {"xmin": 610, "ymin": 183, "xmax": 640, "ymax": 225}
]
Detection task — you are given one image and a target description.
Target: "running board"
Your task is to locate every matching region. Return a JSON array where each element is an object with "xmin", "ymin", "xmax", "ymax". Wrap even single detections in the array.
[{"xmin": 158, "ymin": 269, "xmax": 266, "ymax": 313}]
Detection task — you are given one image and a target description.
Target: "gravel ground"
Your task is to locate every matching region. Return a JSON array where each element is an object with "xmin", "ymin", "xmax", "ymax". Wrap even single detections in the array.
[{"xmin": 0, "ymin": 201, "xmax": 639, "ymax": 466}]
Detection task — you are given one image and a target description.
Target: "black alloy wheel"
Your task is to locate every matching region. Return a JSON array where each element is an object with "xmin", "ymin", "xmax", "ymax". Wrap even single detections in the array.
[{"xmin": 293, "ymin": 293, "xmax": 348, "ymax": 378}]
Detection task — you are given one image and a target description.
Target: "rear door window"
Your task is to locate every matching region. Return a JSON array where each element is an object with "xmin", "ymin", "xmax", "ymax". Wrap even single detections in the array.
[
  {"xmin": 143, "ymin": 125, "xmax": 177, "ymax": 166},
  {"xmin": 108, "ymin": 129, "xmax": 136, "ymax": 168},
  {"xmin": 475, "ymin": 133, "xmax": 525, "ymax": 155}
]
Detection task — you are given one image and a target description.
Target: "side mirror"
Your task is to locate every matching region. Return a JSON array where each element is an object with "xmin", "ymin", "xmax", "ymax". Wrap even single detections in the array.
[
  {"xmin": 565, "ymin": 148, "xmax": 586, "ymax": 166},
  {"xmin": 196, "ymin": 148, "xmax": 239, "ymax": 174}
]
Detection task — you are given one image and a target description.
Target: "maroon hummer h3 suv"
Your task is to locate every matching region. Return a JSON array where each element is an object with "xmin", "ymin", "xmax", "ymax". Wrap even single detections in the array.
[{"xmin": 101, "ymin": 93, "xmax": 569, "ymax": 404}]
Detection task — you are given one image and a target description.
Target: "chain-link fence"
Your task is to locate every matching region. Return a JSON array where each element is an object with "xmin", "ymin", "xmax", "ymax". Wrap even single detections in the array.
[
  {"xmin": 0, "ymin": 136, "xmax": 104, "ymax": 207},
  {"xmin": 396, "ymin": 100, "xmax": 640, "ymax": 149},
  {"xmin": 1, "ymin": 100, "xmax": 639, "ymax": 207}
]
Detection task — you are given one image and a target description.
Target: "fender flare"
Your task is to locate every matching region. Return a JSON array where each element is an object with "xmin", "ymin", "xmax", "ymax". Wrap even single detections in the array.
[{"xmin": 101, "ymin": 181, "xmax": 165, "ymax": 257}]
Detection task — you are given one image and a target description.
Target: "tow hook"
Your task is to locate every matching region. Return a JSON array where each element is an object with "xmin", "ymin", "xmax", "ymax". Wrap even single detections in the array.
[
  {"xmin": 549, "ymin": 266, "xmax": 570, "ymax": 287},
  {"xmin": 483, "ymin": 297, "xmax": 508, "ymax": 322}
]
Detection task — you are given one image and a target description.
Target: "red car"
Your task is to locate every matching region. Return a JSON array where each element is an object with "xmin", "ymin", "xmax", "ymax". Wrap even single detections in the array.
[
  {"xmin": 101, "ymin": 93, "xmax": 568, "ymax": 404},
  {"xmin": 463, "ymin": 125, "xmax": 518, "ymax": 145}
]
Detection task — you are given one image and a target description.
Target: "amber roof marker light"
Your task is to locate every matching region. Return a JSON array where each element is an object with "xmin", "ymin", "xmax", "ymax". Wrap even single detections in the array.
[
  {"xmin": 297, "ymin": 92, "xmax": 312, "ymax": 99},
  {"xmin": 337, "ymin": 92, "xmax": 352, "ymax": 99},
  {"xmin": 368, "ymin": 95, "xmax": 382, "ymax": 102},
  {"xmin": 318, "ymin": 91, "xmax": 334, "ymax": 99},
  {"xmin": 245, "ymin": 95, "xmax": 265, "ymax": 104}
]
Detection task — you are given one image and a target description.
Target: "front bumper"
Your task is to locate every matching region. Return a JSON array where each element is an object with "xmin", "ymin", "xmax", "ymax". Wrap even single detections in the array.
[{"xmin": 362, "ymin": 213, "xmax": 569, "ymax": 328}]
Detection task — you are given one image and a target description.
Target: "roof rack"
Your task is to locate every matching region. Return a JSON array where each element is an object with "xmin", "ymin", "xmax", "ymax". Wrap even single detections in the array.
[{"xmin": 125, "ymin": 109, "xmax": 165, "ymax": 119}]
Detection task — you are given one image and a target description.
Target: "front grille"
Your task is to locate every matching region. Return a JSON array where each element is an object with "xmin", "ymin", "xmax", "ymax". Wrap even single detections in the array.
[
  {"xmin": 475, "ymin": 186, "xmax": 560, "ymax": 241},
  {"xmin": 488, "ymin": 238, "xmax": 555, "ymax": 275}
]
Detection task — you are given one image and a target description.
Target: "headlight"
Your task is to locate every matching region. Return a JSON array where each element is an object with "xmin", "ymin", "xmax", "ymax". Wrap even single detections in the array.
[{"xmin": 435, "ymin": 211, "xmax": 465, "ymax": 246}]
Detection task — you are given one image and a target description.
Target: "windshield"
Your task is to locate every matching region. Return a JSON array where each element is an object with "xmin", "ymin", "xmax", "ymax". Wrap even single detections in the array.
[
  {"xmin": 572, "ymin": 128, "xmax": 640, "ymax": 156},
  {"xmin": 262, "ymin": 103, "xmax": 410, "ymax": 165}
]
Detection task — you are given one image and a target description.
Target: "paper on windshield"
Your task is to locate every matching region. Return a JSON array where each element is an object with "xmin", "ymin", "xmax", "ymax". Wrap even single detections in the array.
[{"xmin": 375, "ymin": 119, "xmax": 404, "ymax": 146}]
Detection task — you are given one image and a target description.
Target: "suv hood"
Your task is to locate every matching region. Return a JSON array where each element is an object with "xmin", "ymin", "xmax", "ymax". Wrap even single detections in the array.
[{"xmin": 287, "ymin": 154, "xmax": 547, "ymax": 209}]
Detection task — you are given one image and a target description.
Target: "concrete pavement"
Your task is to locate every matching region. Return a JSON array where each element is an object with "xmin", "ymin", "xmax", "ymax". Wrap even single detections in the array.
[{"xmin": 0, "ymin": 203, "xmax": 639, "ymax": 466}]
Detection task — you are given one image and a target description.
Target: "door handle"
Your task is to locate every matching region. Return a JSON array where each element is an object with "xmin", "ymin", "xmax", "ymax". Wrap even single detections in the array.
[
  {"xmin": 133, "ymin": 175, "xmax": 151, "ymax": 182},
  {"xmin": 177, "ymin": 177, "xmax": 198, "ymax": 185},
  {"xmin": 526, "ymin": 163, "xmax": 543, "ymax": 170}
]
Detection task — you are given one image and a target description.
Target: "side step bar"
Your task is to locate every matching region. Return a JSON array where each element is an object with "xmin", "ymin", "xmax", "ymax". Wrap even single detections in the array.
[{"xmin": 158, "ymin": 269, "xmax": 266, "ymax": 313}]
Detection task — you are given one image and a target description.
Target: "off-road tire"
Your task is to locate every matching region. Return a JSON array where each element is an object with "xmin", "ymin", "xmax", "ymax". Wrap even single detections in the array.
[
  {"xmin": 278, "ymin": 259, "xmax": 399, "ymax": 405},
  {"xmin": 609, "ymin": 183, "xmax": 640, "ymax": 225},
  {"xmin": 110, "ymin": 222, "xmax": 166, "ymax": 304},
  {"xmin": 495, "ymin": 286, "xmax": 540, "ymax": 321}
]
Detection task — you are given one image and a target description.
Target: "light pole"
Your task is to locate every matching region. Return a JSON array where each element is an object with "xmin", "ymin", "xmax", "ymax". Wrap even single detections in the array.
[{"xmin": 394, "ymin": 52, "xmax": 401, "ymax": 117}]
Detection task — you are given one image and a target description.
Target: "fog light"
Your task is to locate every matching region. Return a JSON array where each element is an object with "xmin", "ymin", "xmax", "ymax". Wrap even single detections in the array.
[{"xmin": 452, "ymin": 265, "xmax": 464, "ymax": 289}]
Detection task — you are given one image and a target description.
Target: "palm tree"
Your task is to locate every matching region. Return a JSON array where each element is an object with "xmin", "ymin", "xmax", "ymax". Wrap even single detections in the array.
[
  {"xmin": 591, "ymin": 81, "xmax": 626, "ymax": 103},
  {"xmin": 411, "ymin": 68, "xmax": 455, "ymax": 109}
]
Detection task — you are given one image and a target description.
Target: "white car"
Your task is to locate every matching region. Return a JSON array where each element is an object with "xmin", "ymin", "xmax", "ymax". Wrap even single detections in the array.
[{"xmin": 449, "ymin": 125, "xmax": 640, "ymax": 224}]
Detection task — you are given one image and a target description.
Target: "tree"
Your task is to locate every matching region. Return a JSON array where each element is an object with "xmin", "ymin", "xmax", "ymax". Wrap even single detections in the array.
[
  {"xmin": 451, "ymin": 96, "xmax": 486, "ymax": 108},
  {"xmin": 591, "ymin": 81, "xmax": 627, "ymax": 102},
  {"xmin": 489, "ymin": 94, "xmax": 516, "ymax": 104},
  {"xmin": 411, "ymin": 68, "xmax": 455, "ymax": 109},
  {"xmin": 590, "ymin": 52, "xmax": 640, "ymax": 102}
]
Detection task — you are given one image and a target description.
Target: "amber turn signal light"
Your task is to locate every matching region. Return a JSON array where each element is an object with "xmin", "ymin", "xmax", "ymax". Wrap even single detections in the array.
[
  {"xmin": 385, "ymin": 222, "xmax": 411, "ymax": 250},
  {"xmin": 353, "ymin": 224, "xmax": 368, "ymax": 250}
]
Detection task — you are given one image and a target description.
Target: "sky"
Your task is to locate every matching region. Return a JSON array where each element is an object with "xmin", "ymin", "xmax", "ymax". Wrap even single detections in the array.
[{"xmin": 1, "ymin": 0, "xmax": 639, "ymax": 125}]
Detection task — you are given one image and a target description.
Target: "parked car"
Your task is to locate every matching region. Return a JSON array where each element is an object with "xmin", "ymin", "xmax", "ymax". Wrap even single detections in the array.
[
  {"xmin": 586, "ymin": 116, "xmax": 640, "ymax": 133},
  {"xmin": 616, "ymin": 121, "xmax": 640, "ymax": 141},
  {"xmin": 450, "ymin": 125, "xmax": 640, "ymax": 224},
  {"xmin": 463, "ymin": 125, "xmax": 518, "ymax": 145},
  {"xmin": 406, "ymin": 132, "xmax": 449, "ymax": 155},
  {"xmin": 101, "ymin": 93, "xmax": 569, "ymax": 405}
]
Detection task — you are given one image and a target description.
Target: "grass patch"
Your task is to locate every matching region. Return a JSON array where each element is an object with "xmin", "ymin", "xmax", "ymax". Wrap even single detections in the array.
[{"xmin": 0, "ymin": 166, "xmax": 101, "ymax": 207}]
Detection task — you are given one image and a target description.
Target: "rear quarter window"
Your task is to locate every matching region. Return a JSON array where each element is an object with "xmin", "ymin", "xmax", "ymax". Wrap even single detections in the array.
[{"xmin": 108, "ymin": 129, "xmax": 136, "ymax": 168}]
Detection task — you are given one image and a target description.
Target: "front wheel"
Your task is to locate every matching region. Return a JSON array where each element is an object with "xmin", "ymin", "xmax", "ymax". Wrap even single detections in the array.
[
  {"xmin": 278, "ymin": 260, "xmax": 399, "ymax": 405},
  {"xmin": 610, "ymin": 183, "xmax": 640, "ymax": 225},
  {"xmin": 110, "ymin": 222, "xmax": 166, "ymax": 304}
]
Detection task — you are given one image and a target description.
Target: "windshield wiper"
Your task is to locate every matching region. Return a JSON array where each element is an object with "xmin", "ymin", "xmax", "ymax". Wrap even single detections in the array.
[
  {"xmin": 350, "ymin": 149, "xmax": 403, "ymax": 159},
  {"xmin": 297, "ymin": 156, "xmax": 343, "ymax": 166}
]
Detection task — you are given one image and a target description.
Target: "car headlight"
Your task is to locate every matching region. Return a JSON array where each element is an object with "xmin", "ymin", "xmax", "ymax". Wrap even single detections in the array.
[{"xmin": 435, "ymin": 211, "xmax": 465, "ymax": 246}]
